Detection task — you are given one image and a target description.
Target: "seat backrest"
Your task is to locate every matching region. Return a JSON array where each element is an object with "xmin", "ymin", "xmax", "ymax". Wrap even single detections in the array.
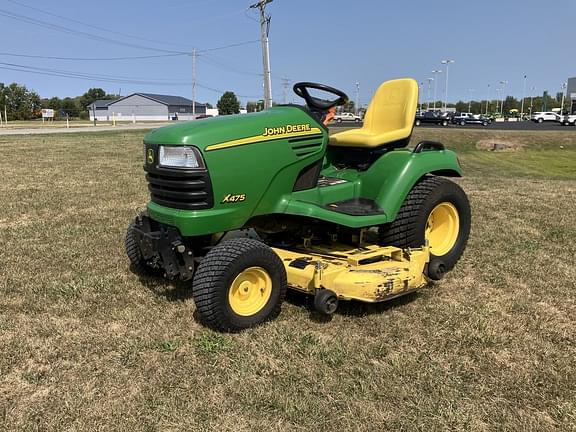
[{"xmin": 363, "ymin": 78, "xmax": 418, "ymax": 137}]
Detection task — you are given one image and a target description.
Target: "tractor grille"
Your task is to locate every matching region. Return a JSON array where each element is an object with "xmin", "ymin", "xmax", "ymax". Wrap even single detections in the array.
[{"xmin": 144, "ymin": 146, "xmax": 213, "ymax": 210}]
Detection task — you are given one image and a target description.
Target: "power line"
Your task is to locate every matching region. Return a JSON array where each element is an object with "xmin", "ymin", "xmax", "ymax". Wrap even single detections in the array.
[
  {"xmin": 6, "ymin": 0, "xmax": 248, "ymax": 50},
  {"xmin": 0, "ymin": 8, "xmax": 188, "ymax": 54},
  {"xmin": 0, "ymin": 52, "xmax": 188, "ymax": 61},
  {"xmin": 0, "ymin": 61, "xmax": 262, "ymax": 98}
]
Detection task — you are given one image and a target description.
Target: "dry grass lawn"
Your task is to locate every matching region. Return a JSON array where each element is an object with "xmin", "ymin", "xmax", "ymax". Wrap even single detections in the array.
[{"xmin": 0, "ymin": 128, "xmax": 575, "ymax": 431}]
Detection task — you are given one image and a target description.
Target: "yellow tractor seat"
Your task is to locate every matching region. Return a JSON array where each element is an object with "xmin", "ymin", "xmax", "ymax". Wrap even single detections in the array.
[{"xmin": 329, "ymin": 78, "xmax": 418, "ymax": 148}]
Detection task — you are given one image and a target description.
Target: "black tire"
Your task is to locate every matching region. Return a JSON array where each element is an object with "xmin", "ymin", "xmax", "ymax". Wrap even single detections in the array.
[
  {"xmin": 442, "ymin": 120, "xmax": 448, "ymax": 126},
  {"xmin": 538, "ymin": 118, "xmax": 543, "ymax": 123},
  {"xmin": 379, "ymin": 176, "xmax": 471, "ymax": 272},
  {"xmin": 125, "ymin": 218, "xmax": 156, "ymax": 276},
  {"xmin": 460, "ymin": 120, "xmax": 466, "ymax": 126},
  {"xmin": 336, "ymin": 118, "xmax": 342, "ymax": 123},
  {"xmin": 192, "ymin": 238, "xmax": 287, "ymax": 331},
  {"xmin": 415, "ymin": 119, "xmax": 421, "ymax": 126},
  {"xmin": 482, "ymin": 121, "xmax": 488, "ymax": 126},
  {"xmin": 314, "ymin": 289, "xmax": 338, "ymax": 315},
  {"xmin": 355, "ymin": 118, "xmax": 360, "ymax": 123}
]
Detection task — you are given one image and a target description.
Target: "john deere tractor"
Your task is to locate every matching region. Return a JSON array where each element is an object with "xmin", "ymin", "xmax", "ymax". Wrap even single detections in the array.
[{"xmin": 126, "ymin": 79, "xmax": 471, "ymax": 331}]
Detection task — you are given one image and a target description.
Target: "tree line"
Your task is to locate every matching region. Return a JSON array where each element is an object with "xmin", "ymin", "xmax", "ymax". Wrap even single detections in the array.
[{"xmin": 0, "ymin": 82, "xmax": 119, "ymax": 120}]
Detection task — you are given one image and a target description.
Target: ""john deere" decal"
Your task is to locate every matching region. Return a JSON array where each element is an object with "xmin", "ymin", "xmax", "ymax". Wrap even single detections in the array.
[{"xmin": 262, "ymin": 123, "xmax": 312, "ymax": 137}]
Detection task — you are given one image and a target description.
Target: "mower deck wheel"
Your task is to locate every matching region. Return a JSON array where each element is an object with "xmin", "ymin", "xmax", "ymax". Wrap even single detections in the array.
[
  {"xmin": 192, "ymin": 238, "xmax": 287, "ymax": 331},
  {"xmin": 125, "ymin": 218, "xmax": 158, "ymax": 276},
  {"xmin": 314, "ymin": 289, "xmax": 339, "ymax": 315}
]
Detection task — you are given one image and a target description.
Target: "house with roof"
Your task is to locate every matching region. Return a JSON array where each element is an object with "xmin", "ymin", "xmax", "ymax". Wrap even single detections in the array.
[
  {"xmin": 87, "ymin": 99, "xmax": 114, "ymax": 121},
  {"xmin": 104, "ymin": 93, "xmax": 207, "ymax": 121}
]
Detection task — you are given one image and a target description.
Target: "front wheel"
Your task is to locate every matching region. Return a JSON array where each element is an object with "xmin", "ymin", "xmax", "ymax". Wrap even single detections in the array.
[
  {"xmin": 538, "ymin": 118, "xmax": 543, "ymax": 123},
  {"xmin": 192, "ymin": 238, "xmax": 287, "ymax": 331},
  {"xmin": 379, "ymin": 176, "xmax": 471, "ymax": 273},
  {"xmin": 460, "ymin": 120, "xmax": 466, "ymax": 126}
]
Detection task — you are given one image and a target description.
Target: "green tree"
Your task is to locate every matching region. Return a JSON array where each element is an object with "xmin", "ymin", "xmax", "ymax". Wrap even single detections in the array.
[
  {"xmin": 79, "ymin": 88, "xmax": 107, "ymax": 109},
  {"xmin": 341, "ymin": 100, "xmax": 355, "ymax": 113},
  {"xmin": 246, "ymin": 101, "xmax": 260, "ymax": 113},
  {"xmin": 217, "ymin": 91, "xmax": 240, "ymax": 115},
  {"xmin": 0, "ymin": 82, "xmax": 41, "ymax": 120}
]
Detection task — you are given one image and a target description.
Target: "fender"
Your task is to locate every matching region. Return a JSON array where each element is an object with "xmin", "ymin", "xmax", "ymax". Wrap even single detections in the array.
[{"xmin": 362, "ymin": 148, "xmax": 462, "ymax": 221}]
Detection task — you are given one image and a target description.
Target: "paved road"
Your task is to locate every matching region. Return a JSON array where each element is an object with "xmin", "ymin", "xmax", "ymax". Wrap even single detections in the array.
[
  {"xmin": 331, "ymin": 120, "xmax": 575, "ymax": 131},
  {"xmin": 0, "ymin": 123, "xmax": 165, "ymax": 135}
]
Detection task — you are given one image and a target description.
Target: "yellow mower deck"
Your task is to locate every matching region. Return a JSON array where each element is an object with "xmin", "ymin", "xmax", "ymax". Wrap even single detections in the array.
[{"xmin": 273, "ymin": 244, "xmax": 430, "ymax": 302}]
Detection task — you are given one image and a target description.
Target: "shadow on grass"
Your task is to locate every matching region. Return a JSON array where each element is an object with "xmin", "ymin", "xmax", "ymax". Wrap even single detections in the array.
[
  {"xmin": 285, "ymin": 287, "xmax": 424, "ymax": 324},
  {"xmin": 130, "ymin": 264, "xmax": 194, "ymax": 302},
  {"xmin": 132, "ymin": 263, "xmax": 428, "ymax": 326}
]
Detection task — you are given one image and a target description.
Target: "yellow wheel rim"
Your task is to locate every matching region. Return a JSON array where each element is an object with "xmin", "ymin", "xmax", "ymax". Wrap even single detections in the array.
[
  {"xmin": 425, "ymin": 202, "xmax": 460, "ymax": 256},
  {"xmin": 228, "ymin": 267, "xmax": 272, "ymax": 316}
]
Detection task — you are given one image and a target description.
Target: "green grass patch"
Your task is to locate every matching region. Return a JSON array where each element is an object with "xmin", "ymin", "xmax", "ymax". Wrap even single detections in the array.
[{"xmin": 0, "ymin": 128, "xmax": 575, "ymax": 431}]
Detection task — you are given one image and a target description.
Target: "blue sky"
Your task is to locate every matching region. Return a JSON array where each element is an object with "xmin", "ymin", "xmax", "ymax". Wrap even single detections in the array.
[{"xmin": 0, "ymin": 0, "xmax": 574, "ymax": 106}]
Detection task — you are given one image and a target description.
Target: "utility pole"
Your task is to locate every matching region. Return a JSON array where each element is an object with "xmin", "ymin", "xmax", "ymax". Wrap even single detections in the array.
[
  {"xmin": 250, "ymin": 0, "xmax": 273, "ymax": 109},
  {"xmin": 530, "ymin": 86, "xmax": 536, "ymax": 115},
  {"xmin": 432, "ymin": 70, "xmax": 442, "ymax": 111},
  {"xmin": 441, "ymin": 59, "xmax": 455, "ymax": 111},
  {"xmin": 282, "ymin": 77, "xmax": 289, "ymax": 104},
  {"xmin": 355, "ymin": 82, "xmax": 360, "ymax": 115},
  {"xmin": 191, "ymin": 48, "xmax": 197, "ymax": 118}
]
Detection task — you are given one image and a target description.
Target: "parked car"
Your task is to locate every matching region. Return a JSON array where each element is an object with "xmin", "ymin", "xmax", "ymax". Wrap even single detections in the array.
[
  {"xmin": 561, "ymin": 114, "xmax": 576, "ymax": 126},
  {"xmin": 414, "ymin": 111, "xmax": 450, "ymax": 126},
  {"xmin": 531, "ymin": 112, "xmax": 560, "ymax": 123},
  {"xmin": 452, "ymin": 113, "xmax": 490, "ymax": 126},
  {"xmin": 334, "ymin": 112, "xmax": 362, "ymax": 123}
]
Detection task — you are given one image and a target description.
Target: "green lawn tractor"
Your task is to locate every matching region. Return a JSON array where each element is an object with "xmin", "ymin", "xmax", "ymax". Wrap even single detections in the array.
[{"xmin": 126, "ymin": 78, "xmax": 471, "ymax": 331}]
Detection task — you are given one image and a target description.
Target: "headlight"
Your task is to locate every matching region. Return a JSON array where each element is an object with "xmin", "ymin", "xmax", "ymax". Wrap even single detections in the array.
[{"xmin": 158, "ymin": 145, "xmax": 204, "ymax": 169}]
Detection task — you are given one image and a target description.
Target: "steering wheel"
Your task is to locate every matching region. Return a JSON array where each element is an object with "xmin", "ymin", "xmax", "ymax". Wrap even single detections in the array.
[{"xmin": 293, "ymin": 82, "xmax": 349, "ymax": 112}]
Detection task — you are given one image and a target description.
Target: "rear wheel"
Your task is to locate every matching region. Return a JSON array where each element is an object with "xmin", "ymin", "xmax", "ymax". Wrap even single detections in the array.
[
  {"xmin": 538, "ymin": 118, "xmax": 543, "ymax": 123},
  {"xmin": 460, "ymin": 120, "xmax": 466, "ymax": 126},
  {"xmin": 192, "ymin": 238, "xmax": 287, "ymax": 331},
  {"xmin": 379, "ymin": 176, "xmax": 471, "ymax": 273},
  {"xmin": 441, "ymin": 120, "xmax": 448, "ymax": 126},
  {"xmin": 482, "ymin": 121, "xmax": 488, "ymax": 126}
]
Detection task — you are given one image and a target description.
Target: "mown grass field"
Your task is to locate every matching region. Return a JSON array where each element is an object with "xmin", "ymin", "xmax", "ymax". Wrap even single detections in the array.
[{"xmin": 1, "ymin": 128, "xmax": 575, "ymax": 431}]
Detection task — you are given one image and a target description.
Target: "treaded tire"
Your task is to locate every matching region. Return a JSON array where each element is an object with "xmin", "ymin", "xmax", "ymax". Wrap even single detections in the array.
[
  {"xmin": 192, "ymin": 238, "xmax": 287, "ymax": 331},
  {"xmin": 125, "ymin": 218, "xmax": 157, "ymax": 276},
  {"xmin": 379, "ymin": 176, "xmax": 471, "ymax": 272}
]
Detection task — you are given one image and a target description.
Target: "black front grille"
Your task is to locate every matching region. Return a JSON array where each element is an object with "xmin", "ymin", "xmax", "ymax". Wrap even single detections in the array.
[{"xmin": 144, "ymin": 146, "xmax": 213, "ymax": 210}]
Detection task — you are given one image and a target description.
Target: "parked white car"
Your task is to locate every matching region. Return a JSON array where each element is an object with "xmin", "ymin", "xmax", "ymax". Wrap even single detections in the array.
[
  {"xmin": 334, "ymin": 112, "xmax": 362, "ymax": 123},
  {"xmin": 531, "ymin": 112, "xmax": 560, "ymax": 123},
  {"xmin": 561, "ymin": 114, "xmax": 576, "ymax": 126}
]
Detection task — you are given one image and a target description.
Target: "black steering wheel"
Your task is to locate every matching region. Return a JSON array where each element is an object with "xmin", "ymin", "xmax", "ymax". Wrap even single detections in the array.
[{"xmin": 293, "ymin": 82, "xmax": 349, "ymax": 112}]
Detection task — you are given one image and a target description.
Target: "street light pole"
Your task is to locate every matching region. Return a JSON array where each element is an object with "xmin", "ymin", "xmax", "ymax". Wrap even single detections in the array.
[
  {"xmin": 499, "ymin": 80, "xmax": 508, "ymax": 115},
  {"xmin": 426, "ymin": 78, "xmax": 433, "ymax": 110},
  {"xmin": 441, "ymin": 59, "xmax": 455, "ymax": 111},
  {"xmin": 468, "ymin": 88, "xmax": 475, "ymax": 113},
  {"xmin": 355, "ymin": 82, "xmax": 360, "ymax": 115},
  {"xmin": 486, "ymin": 84, "xmax": 491, "ymax": 115},
  {"xmin": 560, "ymin": 82, "xmax": 567, "ymax": 116},
  {"xmin": 432, "ymin": 70, "xmax": 442, "ymax": 111},
  {"xmin": 520, "ymin": 74, "xmax": 527, "ymax": 120}
]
